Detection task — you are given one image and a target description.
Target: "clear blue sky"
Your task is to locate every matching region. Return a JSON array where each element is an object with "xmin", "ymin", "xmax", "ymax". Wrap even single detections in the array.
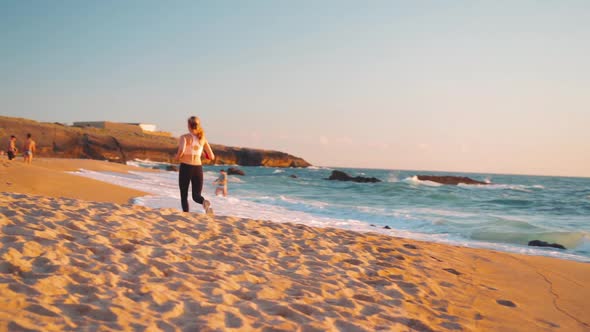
[{"xmin": 1, "ymin": 1, "xmax": 589, "ymax": 176}]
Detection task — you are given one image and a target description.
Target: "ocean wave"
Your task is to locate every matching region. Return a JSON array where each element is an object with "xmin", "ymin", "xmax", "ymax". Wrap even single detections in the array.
[
  {"xmin": 458, "ymin": 183, "xmax": 544, "ymax": 192},
  {"xmin": 486, "ymin": 198, "xmax": 534, "ymax": 207},
  {"xmin": 127, "ymin": 159, "xmax": 174, "ymax": 170},
  {"xmin": 273, "ymin": 169, "xmax": 284, "ymax": 174},
  {"xmin": 127, "ymin": 158, "xmax": 158, "ymax": 165},
  {"xmin": 412, "ymin": 207, "xmax": 477, "ymax": 218},
  {"xmin": 253, "ymin": 195, "xmax": 329, "ymax": 209},
  {"xmin": 355, "ymin": 206, "xmax": 414, "ymax": 219},
  {"xmin": 403, "ymin": 176, "xmax": 442, "ymax": 187},
  {"xmin": 307, "ymin": 166, "xmax": 331, "ymax": 170},
  {"xmin": 386, "ymin": 173, "xmax": 399, "ymax": 183},
  {"xmin": 470, "ymin": 230, "xmax": 588, "ymax": 250},
  {"xmin": 277, "ymin": 195, "xmax": 329, "ymax": 209}
]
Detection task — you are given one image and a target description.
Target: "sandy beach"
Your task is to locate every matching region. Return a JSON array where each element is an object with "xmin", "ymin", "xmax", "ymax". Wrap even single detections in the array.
[
  {"xmin": 0, "ymin": 158, "xmax": 151, "ymax": 204},
  {"xmin": 1, "ymin": 159, "xmax": 589, "ymax": 331}
]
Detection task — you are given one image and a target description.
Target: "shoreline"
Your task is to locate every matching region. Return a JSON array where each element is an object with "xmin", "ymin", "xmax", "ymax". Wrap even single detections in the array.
[
  {"xmin": 69, "ymin": 160, "xmax": 590, "ymax": 263},
  {"xmin": 0, "ymin": 158, "xmax": 153, "ymax": 204},
  {"xmin": 1, "ymin": 158, "xmax": 589, "ymax": 330},
  {"xmin": 3, "ymin": 158, "xmax": 587, "ymax": 262}
]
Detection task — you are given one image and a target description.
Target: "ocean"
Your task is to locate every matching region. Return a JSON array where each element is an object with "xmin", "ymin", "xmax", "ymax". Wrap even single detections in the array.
[{"xmin": 72, "ymin": 161, "xmax": 590, "ymax": 262}]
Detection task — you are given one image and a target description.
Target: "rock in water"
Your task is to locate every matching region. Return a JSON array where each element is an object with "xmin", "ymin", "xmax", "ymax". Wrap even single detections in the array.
[
  {"xmin": 326, "ymin": 170, "xmax": 381, "ymax": 183},
  {"xmin": 227, "ymin": 167, "xmax": 245, "ymax": 176},
  {"xmin": 416, "ymin": 175, "xmax": 488, "ymax": 185},
  {"xmin": 528, "ymin": 240, "xmax": 566, "ymax": 250}
]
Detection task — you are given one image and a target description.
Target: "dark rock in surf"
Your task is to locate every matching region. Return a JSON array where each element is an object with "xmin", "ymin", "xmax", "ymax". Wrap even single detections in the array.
[
  {"xmin": 528, "ymin": 240, "xmax": 566, "ymax": 250},
  {"xmin": 289, "ymin": 174, "xmax": 298, "ymax": 178},
  {"xmin": 416, "ymin": 175, "xmax": 488, "ymax": 185},
  {"xmin": 166, "ymin": 165, "xmax": 179, "ymax": 172},
  {"xmin": 227, "ymin": 167, "xmax": 245, "ymax": 176},
  {"xmin": 327, "ymin": 170, "xmax": 381, "ymax": 183}
]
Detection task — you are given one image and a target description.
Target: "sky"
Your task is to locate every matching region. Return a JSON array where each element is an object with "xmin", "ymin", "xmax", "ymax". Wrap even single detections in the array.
[{"xmin": 1, "ymin": 1, "xmax": 589, "ymax": 177}]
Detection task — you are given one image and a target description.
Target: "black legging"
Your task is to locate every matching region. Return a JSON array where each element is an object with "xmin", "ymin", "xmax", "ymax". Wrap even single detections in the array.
[{"xmin": 179, "ymin": 163, "xmax": 205, "ymax": 212}]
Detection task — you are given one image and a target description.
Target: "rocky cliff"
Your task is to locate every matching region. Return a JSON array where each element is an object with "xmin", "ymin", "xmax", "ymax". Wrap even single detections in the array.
[{"xmin": 0, "ymin": 116, "xmax": 311, "ymax": 167}]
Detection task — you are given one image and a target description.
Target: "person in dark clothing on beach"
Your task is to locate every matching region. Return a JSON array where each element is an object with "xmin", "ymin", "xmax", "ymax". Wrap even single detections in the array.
[
  {"xmin": 174, "ymin": 116, "xmax": 215, "ymax": 214},
  {"xmin": 6, "ymin": 136, "xmax": 17, "ymax": 160}
]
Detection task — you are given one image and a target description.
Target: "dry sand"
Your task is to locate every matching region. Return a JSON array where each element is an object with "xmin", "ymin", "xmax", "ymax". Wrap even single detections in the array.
[{"xmin": 1, "ymin": 158, "xmax": 589, "ymax": 331}]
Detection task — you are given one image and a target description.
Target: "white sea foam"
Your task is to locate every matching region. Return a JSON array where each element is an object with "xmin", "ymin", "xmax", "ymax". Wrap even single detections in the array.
[
  {"xmin": 277, "ymin": 195, "xmax": 329, "ymax": 208},
  {"xmin": 457, "ymin": 183, "xmax": 544, "ymax": 192},
  {"xmin": 386, "ymin": 173, "xmax": 399, "ymax": 183},
  {"xmin": 273, "ymin": 169, "xmax": 284, "ymax": 174},
  {"xmin": 411, "ymin": 207, "xmax": 477, "ymax": 218},
  {"xmin": 307, "ymin": 166, "xmax": 331, "ymax": 170},
  {"xmin": 126, "ymin": 159, "xmax": 170, "ymax": 169},
  {"xmin": 355, "ymin": 206, "xmax": 415, "ymax": 219},
  {"xmin": 404, "ymin": 176, "xmax": 442, "ymax": 187}
]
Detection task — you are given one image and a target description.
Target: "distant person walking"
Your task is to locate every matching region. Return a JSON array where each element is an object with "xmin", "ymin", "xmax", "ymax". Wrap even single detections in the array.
[
  {"xmin": 6, "ymin": 135, "xmax": 17, "ymax": 160},
  {"xmin": 214, "ymin": 169, "xmax": 228, "ymax": 197},
  {"xmin": 174, "ymin": 116, "xmax": 215, "ymax": 214},
  {"xmin": 23, "ymin": 133, "xmax": 36, "ymax": 164}
]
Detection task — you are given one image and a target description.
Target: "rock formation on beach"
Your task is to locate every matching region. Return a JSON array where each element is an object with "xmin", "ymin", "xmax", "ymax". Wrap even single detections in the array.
[
  {"xmin": 327, "ymin": 170, "xmax": 381, "ymax": 183},
  {"xmin": 227, "ymin": 167, "xmax": 245, "ymax": 176},
  {"xmin": 417, "ymin": 175, "xmax": 488, "ymax": 185},
  {"xmin": 0, "ymin": 116, "xmax": 311, "ymax": 167}
]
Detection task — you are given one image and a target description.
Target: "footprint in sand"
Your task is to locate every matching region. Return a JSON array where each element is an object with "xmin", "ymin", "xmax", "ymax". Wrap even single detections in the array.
[
  {"xmin": 496, "ymin": 299, "xmax": 517, "ymax": 308},
  {"xmin": 439, "ymin": 281, "xmax": 454, "ymax": 288},
  {"xmin": 352, "ymin": 294, "xmax": 377, "ymax": 303},
  {"xmin": 25, "ymin": 304, "xmax": 59, "ymax": 317},
  {"xmin": 225, "ymin": 312, "xmax": 243, "ymax": 328},
  {"xmin": 443, "ymin": 268, "xmax": 461, "ymax": 276},
  {"xmin": 8, "ymin": 321, "xmax": 39, "ymax": 332},
  {"xmin": 481, "ymin": 284, "xmax": 498, "ymax": 291}
]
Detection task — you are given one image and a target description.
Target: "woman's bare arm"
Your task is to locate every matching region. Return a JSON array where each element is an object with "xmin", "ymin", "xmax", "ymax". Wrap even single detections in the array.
[
  {"xmin": 204, "ymin": 140, "xmax": 215, "ymax": 160},
  {"xmin": 174, "ymin": 136, "xmax": 186, "ymax": 161}
]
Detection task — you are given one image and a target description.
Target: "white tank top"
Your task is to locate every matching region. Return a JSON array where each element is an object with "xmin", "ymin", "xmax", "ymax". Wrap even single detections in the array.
[{"xmin": 182, "ymin": 134, "xmax": 204, "ymax": 162}]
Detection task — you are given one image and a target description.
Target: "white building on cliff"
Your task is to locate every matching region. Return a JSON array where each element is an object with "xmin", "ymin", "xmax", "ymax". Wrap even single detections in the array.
[{"xmin": 73, "ymin": 121, "xmax": 156, "ymax": 132}]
